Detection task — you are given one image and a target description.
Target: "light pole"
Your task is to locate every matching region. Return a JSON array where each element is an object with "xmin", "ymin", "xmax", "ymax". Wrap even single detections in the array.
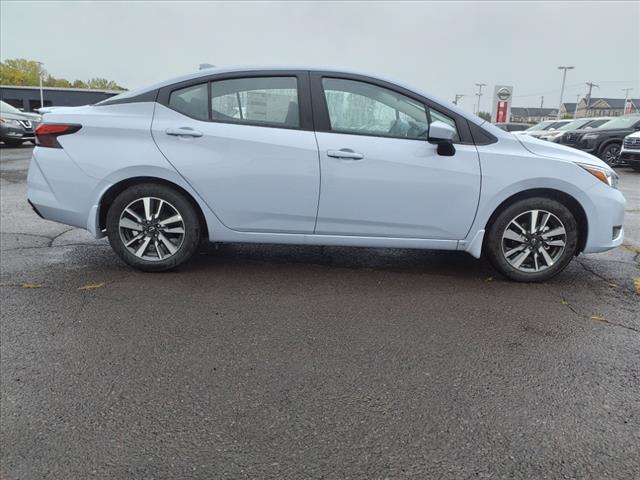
[
  {"xmin": 474, "ymin": 83, "xmax": 486, "ymax": 115},
  {"xmin": 453, "ymin": 94, "xmax": 464, "ymax": 106},
  {"xmin": 622, "ymin": 88, "xmax": 633, "ymax": 115},
  {"xmin": 35, "ymin": 61, "xmax": 44, "ymax": 110},
  {"xmin": 574, "ymin": 93, "xmax": 581, "ymax": 119},
  {"xmin": 557, "ymin": 66, "xmax": 574, "ymax": 119}
]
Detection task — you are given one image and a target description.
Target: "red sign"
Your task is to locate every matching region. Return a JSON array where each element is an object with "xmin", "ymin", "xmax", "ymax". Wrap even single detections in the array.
[
  {"xmin": 624, "ymin": 100, "xmax": 633, "ymax": 115},
  {"xmin": 495, "ymin": 101, "xmax": 508, "ymax": 123}
]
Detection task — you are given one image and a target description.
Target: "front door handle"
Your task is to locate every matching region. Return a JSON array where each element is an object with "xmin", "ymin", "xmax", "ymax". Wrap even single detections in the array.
[
  {"xmin": 327, "ymin": 149, "xmax": 364, "ymax": 160},
  {"xmin": 165, "ymin": 127, "xmax": 203, "ymax": 138}
]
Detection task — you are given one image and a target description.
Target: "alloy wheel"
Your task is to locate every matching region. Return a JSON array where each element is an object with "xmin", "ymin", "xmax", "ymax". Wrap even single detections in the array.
[
  {"xmin": 603, "ymin": 145, "xmax": 621, "ymax": 165},
  {"xmin": 501, "ymin": 209, "xmax": 567, "ymax": 273},
  {"xmin": 118, "ymin": 197, "xmax": 185, "ymax": 261}
]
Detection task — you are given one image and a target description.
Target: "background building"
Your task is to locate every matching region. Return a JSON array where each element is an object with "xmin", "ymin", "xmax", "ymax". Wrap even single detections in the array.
[
  {"xmin": 574, "ymin": 97, "xmax": 639, "ymax": 118},
  {"xmin": 0, "ymin": 85, "xmax": 120, "ymax": 111},
  {"xmin": 510, "ymin": 107, "xmax": 558, "ymax": 123}
]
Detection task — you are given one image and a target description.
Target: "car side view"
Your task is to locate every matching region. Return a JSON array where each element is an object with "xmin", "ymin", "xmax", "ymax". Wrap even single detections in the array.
[{"xmin": 27, "ymin": 66, "xmax": 625, "ymax": 281}]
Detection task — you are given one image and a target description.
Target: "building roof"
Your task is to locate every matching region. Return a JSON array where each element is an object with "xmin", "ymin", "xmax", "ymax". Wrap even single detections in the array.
[
  {"xmin": 561, "ymin": 102, "xmax": 577, "ymax": 112},
  {"xmin": 0, "ymin": 85, "xmax": 124, "ymax": 95},
  {"xmin": 511, "ymin": 107, "xmax": 558, "ymax": 117},
  {"xmin": 586, "ymin": 98, "xmax": 640, "ymax": 109}
]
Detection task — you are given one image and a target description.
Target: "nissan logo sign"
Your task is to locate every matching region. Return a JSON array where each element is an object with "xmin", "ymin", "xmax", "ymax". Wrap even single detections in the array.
[{"xmin": 497, "ymin": 88, "xmax": 511, "ymax": 101}]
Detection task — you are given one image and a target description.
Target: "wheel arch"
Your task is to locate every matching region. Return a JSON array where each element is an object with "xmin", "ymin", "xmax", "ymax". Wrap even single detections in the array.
[
  {"xmin": 98, "ymin": 176, "xmax": 209, "ymax": 236},
  {"xmin": 484, "ymin": 188, "xmax": 588, "ymax": 254}
]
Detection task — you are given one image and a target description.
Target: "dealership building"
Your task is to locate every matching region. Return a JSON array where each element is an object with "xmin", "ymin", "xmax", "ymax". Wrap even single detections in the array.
[{"xmin": 0, "ymin": 85, "xmax": 121, "ymax": 112}]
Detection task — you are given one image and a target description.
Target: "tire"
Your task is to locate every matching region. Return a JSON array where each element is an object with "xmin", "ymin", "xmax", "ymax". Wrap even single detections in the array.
[
  {"xmin": 485, "ymin": 197, "xmax": 579, "ymax": 282},
  {"xmin": 599, "ymin": 142, "xmax": 621, "ymax": 166},
  {"xmin": 106, "ymin": 183, "xmax": 201, "ymax": 272},
  {"xmin": 3, "ymin": 140, "xmax": 24, "ymax": 147}
]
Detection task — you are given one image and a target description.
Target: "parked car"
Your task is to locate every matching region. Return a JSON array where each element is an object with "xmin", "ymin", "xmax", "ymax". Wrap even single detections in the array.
[
  {"xmin": 539, "ymin": 117, "xmax": 612, "ymax": 142},
  {"xmin": 620, "ymin": 131, "xmax": 640, "ymax": 171},
  {"xmin": 513, "ymin": 119, "xmax": 574, "ymax": 138},
  {"xmin": 27, "ymin": 66, "xmax": 625, "ymax": 282},
  {"xmin": 0, "ymin": 100, "xmax": 41, "ymax": 146},
  {"xmin": 555, "ymin": 114, "xmax": 640, "ymax": 165},
  {"xmin": 494, "ymin": 122, "xmax": 532, "ymax": 132}
]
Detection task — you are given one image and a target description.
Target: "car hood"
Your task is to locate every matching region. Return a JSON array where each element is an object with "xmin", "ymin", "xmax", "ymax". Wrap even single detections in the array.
[
  {"xmin": 564, "ymin": 127, "xmax": 631, "ymax": 136},
  {"xmin": 0, "ymin": 110, "xmax": 42, "ymax": 122},
  {"xmin": 515, "ymin": 133, "xmax": 609, "ymax": 169}
]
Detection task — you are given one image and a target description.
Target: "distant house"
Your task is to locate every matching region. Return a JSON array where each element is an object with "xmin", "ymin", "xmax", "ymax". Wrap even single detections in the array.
[
  {"xmin": 574, "ymin": 97, "xmax": 640, "ymax": 118},
  {"xmin": 510, "ymin": 107, "xmax": 558, "ymax": 123},
  {"xmin": 0, "ymin": 85, "xmax": 121, "ymax": 112},
  {"xmin": 559, "ymin": 102, "xmax": 577, "ymax": 118}
]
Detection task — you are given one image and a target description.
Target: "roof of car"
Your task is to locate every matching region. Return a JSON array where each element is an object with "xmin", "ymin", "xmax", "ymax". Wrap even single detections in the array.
[{"xmin": 101, "ymin": 64, "xmax": 494, "ymax": 130}]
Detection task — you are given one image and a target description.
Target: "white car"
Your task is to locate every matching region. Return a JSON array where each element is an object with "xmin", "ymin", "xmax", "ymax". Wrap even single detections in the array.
[
  {"xmin": 538, "ymin": 117, "xmax": 612, "ymax": 142},
  {"xmin": 513, "ymin": 119, "xmax": 574, "ymax": 139},
  {"xmin": 620, "ymin": 131, "xmax": 640, "ymax": 171},
  {"xmin": 27, "ymin": 66, "xmax": 625, "ymax": 281}
]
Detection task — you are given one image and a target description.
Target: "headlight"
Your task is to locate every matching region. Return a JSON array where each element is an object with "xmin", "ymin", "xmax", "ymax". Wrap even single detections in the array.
[
  {"xmin": 577, "ymin": 163, "xmax": 618, "ymax": 189},
  {"xmin": 0, "ymin": 117, "xmax": 21, "ymax": 127},
  {"xmin": 582, "ymin": 133, "xmax": 600, "ymax": 140}
]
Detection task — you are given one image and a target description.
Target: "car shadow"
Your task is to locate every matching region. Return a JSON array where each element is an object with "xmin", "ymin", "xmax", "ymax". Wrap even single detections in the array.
[{"xmin": 186, "ymin": 242, "xmax": 497, "ymax": 279}]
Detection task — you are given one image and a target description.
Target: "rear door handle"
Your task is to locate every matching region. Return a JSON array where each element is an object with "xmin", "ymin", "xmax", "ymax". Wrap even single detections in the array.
[
  {"xmin": 327, "ymin": 149, "xmax": 364, "ymax": 160},
  {"xmin": 165, "ymin": 127, "xmax": 203, "ymax": 138}
]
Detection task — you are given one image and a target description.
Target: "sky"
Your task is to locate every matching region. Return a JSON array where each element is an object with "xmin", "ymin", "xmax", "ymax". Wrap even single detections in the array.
[{"xmin": 1, "ymin": 1, "xmax": 639, "ymax": 112}]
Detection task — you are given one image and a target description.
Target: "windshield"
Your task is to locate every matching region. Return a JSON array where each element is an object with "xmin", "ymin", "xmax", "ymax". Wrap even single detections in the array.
[
  {"xmin": 586, "ymin": 118, "xmax": 612, "ymax": 129},
  {"xmin": 0, "ymin": 100, "xmax": 21, "ymax": 114},
  {"xmin": 598, "ymin": 115, "xmax": 640, "ymax": 130},
  {"xmin": 557, "ymin": 119, "xmax": 593, "ymax": 131},
  {"xmin": 526, "ymin": 120, "xmax": 556, "ymax": 131}
]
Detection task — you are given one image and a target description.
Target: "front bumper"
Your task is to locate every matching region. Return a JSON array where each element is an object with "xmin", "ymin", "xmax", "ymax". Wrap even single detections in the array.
[
  {"xmin": 582, "ymin": 181, "xmax": 625, "ymax": 254},
  {"xmin": 1, "ymin": 124, "xmax": 35, "ymax": 142},
  {"xmin": 619, "ymin": 150, "xmax": 640, "ymax": 165}
]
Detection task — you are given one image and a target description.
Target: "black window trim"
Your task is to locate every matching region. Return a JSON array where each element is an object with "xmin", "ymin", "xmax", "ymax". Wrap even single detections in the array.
[
  {"xmin": 157, "ymin": 70, "xmax": 314, "ymax": 131},
  {"xmin": 309, "ymin": 71, "xmax": 475, "ymax": 145}
]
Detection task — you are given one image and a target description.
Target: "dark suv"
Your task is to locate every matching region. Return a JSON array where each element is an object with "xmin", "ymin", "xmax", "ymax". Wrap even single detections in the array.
[{"xmin": 555, "ymin": 114, "xmax": 640, "ymax": 165}]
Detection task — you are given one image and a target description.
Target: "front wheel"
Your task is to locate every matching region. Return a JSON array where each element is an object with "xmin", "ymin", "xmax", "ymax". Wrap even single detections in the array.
[
  {"xmin": 485, "ymin": 198, "xmax": 579, "ymax": 282},
  {"xmin": 600, "ymin": 142, "xmax": 621, "ymax": 166},
  {"xmin": 106, "ymin": 183, "xmax": 201, "ymax": 272}
]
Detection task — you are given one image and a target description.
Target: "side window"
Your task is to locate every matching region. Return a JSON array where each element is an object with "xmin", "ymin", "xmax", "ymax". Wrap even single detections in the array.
[
  {"xmin": 168, "ymin": 83, "xmax": 208, "ymax": 121},
  {"xmin": 211, "ymin": 77, "xmax": 299, "ymax": 128},
  {"xmin": 321, "ymin": 78, "xmax": 428, "ymax": 140},
  {"xmin": 429, "ymin": 107, "xmax": 460, "ymax": 141}
]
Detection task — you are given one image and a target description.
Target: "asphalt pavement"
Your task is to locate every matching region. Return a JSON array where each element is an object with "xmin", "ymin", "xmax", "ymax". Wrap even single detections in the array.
[{"xmin": 1, "ymin": 144, "xmax": 639, "ymax": 479}]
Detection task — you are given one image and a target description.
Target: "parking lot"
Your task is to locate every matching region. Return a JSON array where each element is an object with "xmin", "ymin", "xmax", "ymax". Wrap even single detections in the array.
[{"xmin": 1, "ymin": 144, "xmax": 639, "ymax": 479}]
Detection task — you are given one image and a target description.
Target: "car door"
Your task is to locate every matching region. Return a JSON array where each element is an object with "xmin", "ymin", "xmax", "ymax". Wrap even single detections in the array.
[
  {"xmin": 311, "ymin": 74, "xmax": 481, "ymax": 239},
  {"xmin": 152, "ymin": 72, "xmax": 320, "ymax": 233}
]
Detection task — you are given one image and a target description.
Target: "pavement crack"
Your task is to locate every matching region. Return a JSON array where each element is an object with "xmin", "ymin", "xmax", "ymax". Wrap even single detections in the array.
[{"xmin": 47, "ymin": 227, "xmax": 76, "ymax": 247}]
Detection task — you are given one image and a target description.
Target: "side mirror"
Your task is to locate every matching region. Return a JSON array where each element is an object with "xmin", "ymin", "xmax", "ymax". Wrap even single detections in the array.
[{"xmin": 428, "ymin": 120, "xmax": 456, "ymax": 156}]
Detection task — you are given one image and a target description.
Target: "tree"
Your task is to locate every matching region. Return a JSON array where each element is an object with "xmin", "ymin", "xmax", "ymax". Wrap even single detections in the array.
[
  {"xmin": 0, "ymin": 57, "xmax": 125, "ymax": 90},
  {"xmin": 0, "ymin": 58, "xmax": 45, "ymax": 86},
  {"xmin": 477, "ymin": 111, "xmax": 491, "ymax": 121}
]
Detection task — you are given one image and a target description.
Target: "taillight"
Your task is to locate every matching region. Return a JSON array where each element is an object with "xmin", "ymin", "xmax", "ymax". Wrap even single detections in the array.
[{"xmin": 35, "ymin": 123, "xmax": 82, "ymax": 148}]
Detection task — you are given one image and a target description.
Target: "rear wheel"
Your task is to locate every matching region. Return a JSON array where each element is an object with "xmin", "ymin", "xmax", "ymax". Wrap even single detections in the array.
[
  {"xmin": 485, "ymin": 197, "xmax": 578, "ymax": 282},
  {"xmin": 599, "ymin": 142, "xmax": 621, "ymax": 166},
  {"xmin": 106, "ymin": 183, "xmax": 201, "ymax": 271}
]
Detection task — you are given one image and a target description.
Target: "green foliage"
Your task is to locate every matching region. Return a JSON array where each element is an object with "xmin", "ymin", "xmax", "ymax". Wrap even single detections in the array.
[
  {"xmin": 0, "ymin": 58, "xmax": 125, "ymax": 90},
  {"xmin": 477, "ymin": 111, "xmax": 491, "ymax": 121}
]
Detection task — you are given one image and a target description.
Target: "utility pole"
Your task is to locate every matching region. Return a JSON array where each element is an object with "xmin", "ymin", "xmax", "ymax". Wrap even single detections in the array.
[
  {"xmin": 35, "ymin": 61, "xmax": 44, "ymax": 110},
  {"xmin": 574, "ymin": 93, "xmax": 581, "ymax": 119},
  {"xmin": 557, "ymin": 66, "xmax": 574, "ymax": 119},
  {"xmin": 474, "ymin": 83, "xmax": 486, "ymax": 115},
  {"xmin": 540, "ymin": 96, "xmax": 544, "ymax": 109},
  {"xmin": 585, "ymin": 82, "xmax": 599, "ymax": 116},
  {"xmin": 621, "ymin": 88, "xmax": 633, "ymax": 115},
  {"xmin": 453, "ymin": 94, "xmax": 464, "ymax": 105}
]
